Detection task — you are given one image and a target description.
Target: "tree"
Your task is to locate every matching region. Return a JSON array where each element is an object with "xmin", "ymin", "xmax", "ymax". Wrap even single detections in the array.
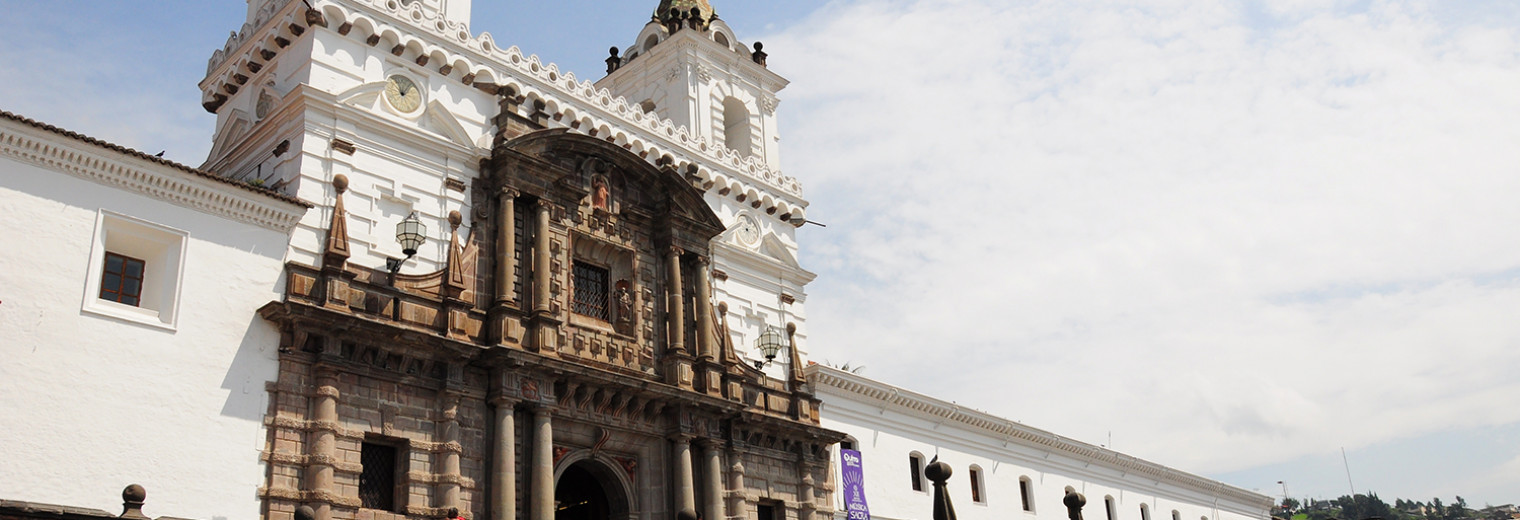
[{"xmin": 1283, "ymin": 498, "xmax": 1302, "ymax": 513}]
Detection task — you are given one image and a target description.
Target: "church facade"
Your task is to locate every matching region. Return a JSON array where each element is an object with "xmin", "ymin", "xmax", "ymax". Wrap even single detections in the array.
[{"xmin": 1, "ymin": 4, "xmax": 1273, "ymax": 520}]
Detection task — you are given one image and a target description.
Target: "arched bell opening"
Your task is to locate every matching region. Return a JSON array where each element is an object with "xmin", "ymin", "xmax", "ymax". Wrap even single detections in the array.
[{"xmin": 555, "ymin": 457, "xmax": 635, "ymax": 520}]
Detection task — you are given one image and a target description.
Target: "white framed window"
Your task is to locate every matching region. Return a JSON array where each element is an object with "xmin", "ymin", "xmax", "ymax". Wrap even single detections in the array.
[{"xmin": 81, "ymin": 210, "xmax": 188, "ymax": 331}]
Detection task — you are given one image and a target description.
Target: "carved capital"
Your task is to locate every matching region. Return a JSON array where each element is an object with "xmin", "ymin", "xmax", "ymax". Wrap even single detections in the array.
[{"xmin": 498, "ymin": 186, "xmax": 521, "ymax": 200}]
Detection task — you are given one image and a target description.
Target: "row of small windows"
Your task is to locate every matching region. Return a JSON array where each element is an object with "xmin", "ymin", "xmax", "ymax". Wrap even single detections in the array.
[{"xmin": 903, "ymin": 451, "xmax": 1201, "ymax": 520}]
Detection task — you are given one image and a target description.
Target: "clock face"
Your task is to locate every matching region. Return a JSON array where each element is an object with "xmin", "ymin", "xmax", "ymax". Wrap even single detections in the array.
[
  {"xmin": 384, "ymin": 75, "xmax": 424, "ymax": 113},
  {"xmin": 735, "ymin": 214, "xmax": 760, "ymax": 246}
]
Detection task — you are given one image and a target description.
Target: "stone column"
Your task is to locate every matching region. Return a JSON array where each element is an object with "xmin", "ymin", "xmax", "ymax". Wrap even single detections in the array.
[
  {"xmin": 666, "ymin": 247, "xmax": 686, "ymax": 355},
  {"xmin": 798, "ymin": 464, "xmax": 816, "ymax": 520},
  {"xmin": 533, "ymin": 200, "xmax": 553, "ymax": 315},
  {"xmin": 672, "ymin": 436, "xmax": 697, "ymax": 515},
  {"xmin": 694, "ymin": 255, "xmax": 715, "ymax": 361},
  {"xmin": 531, "ymin": 408, "xmax": 554, "ymax": 520},
  {"xmin": 438, "ymin": 394, "xmax": 463, "ymax": 509},
  {"xmin": 726, "ymin": 458, "xmax": 746, "ymax": 520},
  {"xmin": 308, "ymin": 367, "xmax": 339, "ymax": 520},
  {"xmin": 702, "ymin": 441, "xmax": 725, "ymax": 520},
  {"xmin": 495, "ymin": 188, "xmax": 519, "ymax": 306},
  {"xmin": 490, "ymin": 398, "xmax": 518, "ymax": 520}
]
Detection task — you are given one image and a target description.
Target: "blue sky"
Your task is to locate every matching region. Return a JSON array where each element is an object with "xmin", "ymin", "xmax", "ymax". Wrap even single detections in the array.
[{"xmin": 4, "ymin": 0, "xmax": 1519, "ymax": 509}]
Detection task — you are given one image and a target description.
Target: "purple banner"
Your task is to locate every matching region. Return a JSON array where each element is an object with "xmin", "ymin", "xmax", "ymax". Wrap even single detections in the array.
[{"xmin": 840, "ymin": 449, "xmax": 871, "ymax": 520}]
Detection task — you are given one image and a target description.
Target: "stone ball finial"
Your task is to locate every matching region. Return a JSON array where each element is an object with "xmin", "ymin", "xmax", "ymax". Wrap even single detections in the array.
[
  {"xmin": 718, "ymin": 302, "xmax": 728, "ymax": 314},
  {"xmin": 449, "ymin": 210, "xmax": 463, "ymax": 229},
  {"xmin": 609, "ymin": 46, "xmax": 620, "ymax": 57},
  {"xmin": 295, "ymin": 506, "xmax": 316, "ymax": 520},
  {"xmin": 120, "ymin": 485, "xmax": 148, "ymax": 520},
  {"xmin": 924, "ymin": 459, "xmax": 953, "ymax": 483},
  {"xmin": 754, "ymin": 41, "xmax": 764, "ymax": 51},
  {"xmin": 122, "ymin": 484, "xmax": 146, "ymax": 503},
  {"xmin": 786, "ymin": 322, "xmax": 797, "ymax": 335},
  {"xmin": 676, "ymin": 509, "xmax": 699, "ymax": 520},
  {"xmin": 333, "ymin": 173, "xmax": 349, "ymax": 193}
]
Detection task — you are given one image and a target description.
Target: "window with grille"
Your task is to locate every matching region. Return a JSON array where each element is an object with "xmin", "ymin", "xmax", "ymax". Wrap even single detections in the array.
[
  {"xmin": 360, "ymin": 442, "xmax": 398, "ymax": 511},
  {"xmin": 572, "ymin": 261, "xmax": 611, "ymax": 320},
  {"xmin": 99, "ymin": 253, "xmax": 146, "ymax": 306}
]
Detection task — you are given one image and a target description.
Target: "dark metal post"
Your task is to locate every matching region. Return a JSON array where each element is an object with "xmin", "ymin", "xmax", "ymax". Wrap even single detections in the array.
[
  {"xmin": 925, "ymin": 458, "xmax": 957, "ymax": 520},
  {"xmin": 1065, "ymin": 491, "xmax": 1088, "ymax": 520}
]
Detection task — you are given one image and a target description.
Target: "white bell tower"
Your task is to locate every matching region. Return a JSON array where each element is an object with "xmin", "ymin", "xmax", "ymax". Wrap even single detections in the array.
[{"xmin": 596, "ymin": 1, "xmax": 788, "ymax": 170}]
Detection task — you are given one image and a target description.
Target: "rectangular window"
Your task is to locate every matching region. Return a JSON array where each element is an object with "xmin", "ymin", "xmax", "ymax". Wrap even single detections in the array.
[
  {"xmin": 909, "ymin": 455, "xmax": 924, "ymax": 492},
  {"xmin": 1020, "ymin": 479, "xmax": 1033, "ymax": 511},
  {"xmin": 572, "ymin": 261, "xmax": 611, "ymax": 320},
  {"xmin": 99, "ymin": 252, "xmax": 146, "ymax": 306},
  {"xmin": 360, "ymin": 442, "xmax": 398, "ymax": 511},
  {"xmin": 758, "ymin": 503, "xmax": 777, "ymax": 520},
  {"xmin": 970, "ymin": 468, "xmax": 983, "ymax": 503},
  {"xmin": 82, "ymin": 211, "xmax": 188, "ymax": 330}
]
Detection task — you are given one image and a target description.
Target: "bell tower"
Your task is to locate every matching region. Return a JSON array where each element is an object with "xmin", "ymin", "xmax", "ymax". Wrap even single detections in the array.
[{"xmin": 596, "ymin": 0, "xmax": 788, "ymax": 169}]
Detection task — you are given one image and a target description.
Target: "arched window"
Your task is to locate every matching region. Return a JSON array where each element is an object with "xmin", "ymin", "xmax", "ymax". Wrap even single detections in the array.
[
  {"xmin": 644, "ymin": 35, "xmax": 659, "ymax": 52},
  {"xmin": 722, "ymin": 97, "xmax": 752, "ymax": 157},
  {"xmin": 968, "ymin": 465, "xmax": 985, "ymax": 503},
  {"xmin": 908, "ymin": 452, "xmax": 926, "ymax": 492},
  {"xmin": 1171, "ymin": 510, "xmax": 1180, "ymax": 520},
  {"xmin": 1106, "ymin": 496, "xmax": 1117, "ymax": 520},
  {"xmin": 714, "ymin": 31, "xmax": 730, "ymax": 49},
  {"xmin": 1019, "ymin": 476, "xmax": 1035, "ymax": 512},
  {"xmin": 1140, "ymin": 504, "xmax": 1151, "ymax": 520}
]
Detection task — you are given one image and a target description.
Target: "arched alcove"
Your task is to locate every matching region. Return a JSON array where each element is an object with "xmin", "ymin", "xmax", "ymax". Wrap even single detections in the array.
[{"xmin": 722, "ymin": 97, "xmax": 752, "ymax": 157}]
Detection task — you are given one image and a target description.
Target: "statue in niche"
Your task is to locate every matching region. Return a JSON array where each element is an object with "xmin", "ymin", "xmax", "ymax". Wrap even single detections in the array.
[
  {"xmin": 614, "ymin": 280, "xmax": 634, "ymax": 328},
  {"xmin": 593, "ymin": 177, "xmax": 610, "ymax": 211}
]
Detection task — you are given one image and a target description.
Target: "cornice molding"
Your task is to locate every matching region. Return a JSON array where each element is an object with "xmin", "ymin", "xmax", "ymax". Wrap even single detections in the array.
[
  {"xmin": 298, "ymin": 0, "xmax": 805, "ymax": 208},
  {"xmin": 0, "ymin": 114, "xmax": 309, "ymax": 231},
  {"xmin": 804, "ymin": 365, "xmax": 1274, "ymax": 512}
]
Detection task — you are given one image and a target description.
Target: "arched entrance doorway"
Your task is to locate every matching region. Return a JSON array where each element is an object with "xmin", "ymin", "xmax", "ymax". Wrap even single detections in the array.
[{"xmin": 555, "ymin": 460, "xmax": 630, "ymax": 520}]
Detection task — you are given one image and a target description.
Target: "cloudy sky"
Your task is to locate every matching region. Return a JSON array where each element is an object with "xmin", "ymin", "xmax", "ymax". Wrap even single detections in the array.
[{"xmin": 3, "ymin": 0, "xmax": 1518, "ymax": 508}]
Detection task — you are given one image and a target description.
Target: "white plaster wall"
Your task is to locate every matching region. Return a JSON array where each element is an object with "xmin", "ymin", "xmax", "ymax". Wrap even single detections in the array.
[
  {"xmin": 0, "ymin": 158, "xmax": 291, "ymax": 520},
  {"xmin": 814, "ymin": 386, "xmax": 1269, "ymax": 520}
]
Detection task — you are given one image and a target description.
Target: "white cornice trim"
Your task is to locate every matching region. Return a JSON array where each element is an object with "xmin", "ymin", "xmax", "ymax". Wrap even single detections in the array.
[
  {"xmin": 0, "ymin": 118, "xmax": 309, "ymax": 231},
  {"xmin": 804, "ymin": 365, "xmax": 1275, "ymax": 512}
]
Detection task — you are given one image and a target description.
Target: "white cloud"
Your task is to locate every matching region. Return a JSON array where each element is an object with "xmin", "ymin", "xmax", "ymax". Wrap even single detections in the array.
[{"xmin": 764, "ymin": 0, "xmax": 1520, "ymax": 500}]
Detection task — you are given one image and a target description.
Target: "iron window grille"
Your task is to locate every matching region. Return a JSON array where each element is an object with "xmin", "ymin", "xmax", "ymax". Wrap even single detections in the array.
[
  {"xmin": 572, "ymin": 261, "xmax": 611, "ymax": 321},
  {"xmin": 359, "ymin": 442, "xmax": 398, "ymax": 511},
  {"xmin": 99, "ymin": 252, "xmax": 146, "ymax": 306}
]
